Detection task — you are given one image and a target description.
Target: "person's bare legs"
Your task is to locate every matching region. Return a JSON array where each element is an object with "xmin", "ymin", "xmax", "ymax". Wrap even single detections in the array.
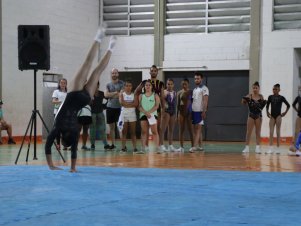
[
  {"xmin": 254, "ymin": 118, "xmax": 262, "ymax": 145},
  {"xmin": 254, "ymin": 118, "xmax": 262, "ymax": 153},
  {"xmin": 246, "ymin": 118, "xmax": 255, "ymax": 145},
  {"xmin": 150, "ymin": 124, "xmax": 159, "ymax": 152},
  {"xmin": 186, "ymin": 115, "xmax": 194, "ymax": 146},
  {"xmin": 85, "ymin": 36, "xmax": 116, "ymax": 97},
  {"xmin": 242, "ymin": 117, "xmax": 255, "ymax": 153},
  {"xmin": 191, "ymin": 124, "xmax": 201, "ymax": 152},
  {"xmin": 70, "ymin": 159, "xmax": 77, "ymax": 173},
  {"xmin": 168, "ymin": 114, "xmax": 176, "ymax": 146},
  {"xmin": 275, "ymin": 116, "xmax": 282, "ymax": 147},
  {"xmin": 109, "ymin": 123, "xmax": 116, "ymax": 146},
  {"xmin": 129, "ymin": 121, "xmax": 137, "ymax": 149},
  {"xmin": 68, "ymin": 41, "xmax": 100, "ymax": 93},
  {"xmin": 81, "ymin": 125, "xmax": 89, "ymax": 148},
  {"xmin": 121, "ymin": 122, "xmax": 128, "ymax": 149},
  {"xmin": 159, "ymin": 112, "xmax": 169, "ymax": 146},
  {"xmin": 199, "ymin": 124, "xmax": 203, "ymax": 149},
  {"xmin": 269, "ymin": 118, "xmax": 276, "ymax": 146},
  {"xmin": 140, "ymin": 121, "xmax": 149, "ymax": 151},
  {"xmin": 178, "ymin": 114, "xmax": 185, "ymax": 147},
  {"xmin": 266, "ymin": 117, "xmax": 276, "ymax": 154},
  {"xmin": 1, "ymin": 121, "xmax": 14, "ymax": 140},
  {"xmin": 46, "ymin": 154, "xmax": 62, "ymax": 170}
]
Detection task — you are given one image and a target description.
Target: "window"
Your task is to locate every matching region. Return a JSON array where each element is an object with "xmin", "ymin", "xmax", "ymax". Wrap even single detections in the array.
[
  {"xmin": 166, "ymin": 0, "xmax": 250, "ymax": 34},
  {"xmin": 102, "ymin": 0, "xmax": 154, "ymax": 35},
  {"xmin": 274, "ymin": 0, "xmax": 301, "ymax": 30}
]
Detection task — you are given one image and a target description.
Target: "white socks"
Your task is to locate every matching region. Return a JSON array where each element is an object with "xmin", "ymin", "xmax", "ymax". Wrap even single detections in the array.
[
  {"xmin": 94, "ymin": 26, "xmax": 106, "ymax": 43},
  {"xmin": 94, "ymin": 25, "xmax": 116, "ymax": 52},
  {"xmin": 108, "ymin": 36, "xmax": 117, "ymax": 52}
]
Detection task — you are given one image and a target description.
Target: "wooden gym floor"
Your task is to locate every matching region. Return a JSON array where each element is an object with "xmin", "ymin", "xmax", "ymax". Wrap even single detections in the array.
[{"xmin": 0, "ymin": 140, "xmax": 300, "ymax": 172}]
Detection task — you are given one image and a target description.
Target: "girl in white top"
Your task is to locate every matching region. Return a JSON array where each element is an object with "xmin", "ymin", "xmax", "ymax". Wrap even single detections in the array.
[
  {"xmin": 119, "ymin": 80, "xmax": 138, "ymax": 152},
  {"xmin": 52, "ymin": 79, "xmax": 67, "ymax": 115},
  {"xmin": 52, "ymin": 78, "xmax": 67, "ymax": 150}
]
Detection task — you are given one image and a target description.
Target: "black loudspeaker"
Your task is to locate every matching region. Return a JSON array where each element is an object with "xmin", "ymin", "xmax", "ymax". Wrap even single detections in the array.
[{"xmin": 18, "ymin": 25, "xmax": 50, "ymax": 71}]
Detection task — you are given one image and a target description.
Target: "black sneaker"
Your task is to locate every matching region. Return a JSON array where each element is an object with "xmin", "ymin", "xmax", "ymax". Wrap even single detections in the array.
[
  {"xmin": 90, "ymin": 144, "xmax": 95, "ymax": 150},
  {"xmin": 8, "ymin": 139, "xmax": 16, "ymax": 144},
  {"xmin": 121, "ymin": 146, "xmax": 127, "ymax": 152},
  {"xmin": 110, "ymin": 144, "xmax": 116, "ymax": 150},
  {"xmin": 133, "ymin": 148, "xmax": 138, "ymax": 152},
  {"xmin": 81, "ymin": 145, "xmax": 90, "ymax": 150},
  {"xmin": 104, "ymin": 144, "xmax": 111, "ymax": 150}
]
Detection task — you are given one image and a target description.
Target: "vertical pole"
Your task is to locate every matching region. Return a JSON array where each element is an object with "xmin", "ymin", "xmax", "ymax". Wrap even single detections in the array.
[
  {"xmin": 0, "ymin": 0, "xmax": 2, "ymax": 99},
  {"xmin": 33, "ymin": 69, "xmax": 38, "ymax": 160},
  {"xmin": 249, "ymin": 0, "xmax": 261, "ymax": 90},
  {"xmin": 154, "ymin": 0, "xmax": 165, "ymax": 80}
]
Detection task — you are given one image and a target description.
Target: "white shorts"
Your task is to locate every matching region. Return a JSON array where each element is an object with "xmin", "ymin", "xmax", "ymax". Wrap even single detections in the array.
[{"xmin": 123, "ymin": 112, "xmax": 137, "ymax": 122}]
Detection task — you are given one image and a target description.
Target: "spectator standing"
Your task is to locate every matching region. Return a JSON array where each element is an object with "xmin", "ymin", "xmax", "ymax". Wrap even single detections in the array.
[
  {"xmin": 104, "ymin": 68, "xmax": 124, "ymax": 150},
  {"xmin": 52, "ymin": 78, "xmax": 67, "ymax": 150},
  {"xmin": 90, "ymin": 82, "xmax": 110, "ymax": 150}
]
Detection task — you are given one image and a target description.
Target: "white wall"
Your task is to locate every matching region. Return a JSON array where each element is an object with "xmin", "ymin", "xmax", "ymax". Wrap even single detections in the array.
[
  {"xmin": 3, "ymin": 0, "xmax": 300, "ymax": 140},
  {"xmin": 260, "ymin": 0, "xmax": 301, "ymax": 138},
  {"xmin": 164, "ymin": 33, "xmax": 250, "ymax": 71},
  {"xmin": 98, "ymin": 35, "xmax": 154, "ymax": 91},
  {"xmin": 2, "ymin": 0, "xmax": 99, "ymax": 136}
]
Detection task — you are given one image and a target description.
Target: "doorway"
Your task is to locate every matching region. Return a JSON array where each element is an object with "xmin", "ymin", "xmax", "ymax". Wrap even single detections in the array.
[{"xmin": 165, "ymin": 70, "xmax": 249, "ymax": 141}]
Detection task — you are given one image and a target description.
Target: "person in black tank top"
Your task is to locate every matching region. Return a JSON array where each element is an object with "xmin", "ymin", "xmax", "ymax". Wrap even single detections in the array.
[
  {"xmin": 266, "ymin": 84, "xmax": 290, "ymax": 154},
  {"xmin": 45, "ymin": 27, "xmax": 116, "ymax": 172}
]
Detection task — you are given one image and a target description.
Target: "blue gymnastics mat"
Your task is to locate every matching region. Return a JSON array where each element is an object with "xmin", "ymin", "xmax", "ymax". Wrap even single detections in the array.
[{"xmin": 0, "ymin": 166, "xmax": 300, "ymax": 226}]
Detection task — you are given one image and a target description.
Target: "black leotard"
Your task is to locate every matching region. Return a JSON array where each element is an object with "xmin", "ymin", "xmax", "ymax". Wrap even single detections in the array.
[
  {"xmin": 266, "ymin": 95, "xmax": 290, "ymax": 119},
  {"xmin": 246, "ymin": 95, "xmax": 266, "ymax": 120},
  {"xmin": 293, "ymin": 96, "xmax": 301, "ymax": 117},
  {"xmin": 45, "ymin": 90, "xmax": 91, "ymax": 159}
]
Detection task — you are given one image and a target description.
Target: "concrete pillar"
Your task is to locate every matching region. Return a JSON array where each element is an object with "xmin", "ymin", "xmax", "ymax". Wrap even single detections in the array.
[
  {"xmin": 154, "ymin": 0, "xmax": 165, "ymax": 81},
  {"xmin": 0, "ymin": 0, "xmax": 2, "ymax": 99},
  {"xmin": 249, "ymin": 0, "xmax": 261, "ymax": 91}
]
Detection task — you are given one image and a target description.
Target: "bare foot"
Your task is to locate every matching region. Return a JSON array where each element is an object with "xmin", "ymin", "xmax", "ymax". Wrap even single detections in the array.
[
  {"xmin": 49, "ymin": 166, "xmax": 62, "ymax": 170},
  {"xmin": 69, "ymin": 168, "xmax": 78, "ymax": 173}
]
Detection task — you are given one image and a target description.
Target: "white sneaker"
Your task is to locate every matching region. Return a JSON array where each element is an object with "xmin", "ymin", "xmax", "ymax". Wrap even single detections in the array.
[
  {"xmin": 175, "ymin": 147, "xmax": 184, "ymax": 152},
  {"xmin": 275, "ymin": 147, "xmax": 281, "ymax": 154},
  {"xmin": 266, "ymin": 147, "xmax": 273, "ymax": 154},
  {"xmin": 296, "ymin": 150, "xmax": 301, "ymax": 156},
  {"xmin": 255, "ymin": 145, "xmax": 261, "ymax": 154},
  {"xmin": 189, "ymin": 147, "xmax": 197, "ymax": 153},
  {"xmin": 242, "ymin": 146, "xmax": 249, "ymax": 153},
  {"xmin": 160, "ymin": 145, "xmax": 167, "ymax": 152},
  {"xmin": 168, "ymin": 145, "xmax": 176, "ymax": 152},
  {"xmin": 197, "ymin": 146, "xmax": 204, "ymax": 151},
  {"xmin": 288, "ymin": 150, "xmax": 295, "ymax": 156}
]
